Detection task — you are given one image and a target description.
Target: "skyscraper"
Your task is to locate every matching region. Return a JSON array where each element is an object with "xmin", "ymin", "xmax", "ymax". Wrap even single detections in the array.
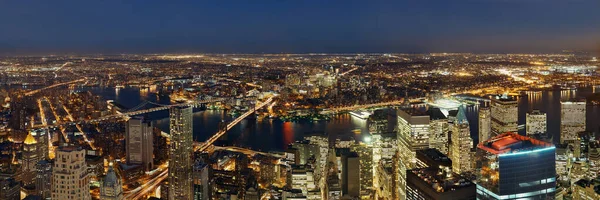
[
  {"xmin": 35, "ymin": 160, "xmax": 52, "ymax": 199},
  {"xmin": 560, "ymin": 101, "xmax": 586, "ymax": 143},
  {"xmin": 30, "ymin": 129, "xmax": 49, "ymax": 160},
  {"xmin": 450, "ymin": 105, "xmax": 473, "ymax": 174},
  {"xmin": 427, "ymin": 108, "xmax": 449, "ymax": 154},
  {"xmin": 490, "ymin": 95, "xmax": 518, "ymax": 137},
  {"xmin": 126, "ymin": 116, "xmax": 154, "ymax": 171},
  {"xmin": 100, "ymin": 163, "xmax": 124, "ymax": 200},
  {"xmin": 168, "ymin": 106, "xmax": 193, "ymax": 200},
  {"xmin": 397, "ymin": 109, "xmax": 431, "ymax": 199},
  {"xmin": 479, "ymin": 106, "xmax": 491, "ymax": 143},
  {"xmin": 477, "ymin": 132, "xmax": 556, "ymax": 200},
  {"xmin": 525, "ymin": 110, "xmax": 546, "ymax": 136},
  {"xmin": 52, "ymin": 146, "xmax": 91, "ymax": 200},
  {"xmin": 22, "ymin": 132, "xmax": 39, "ymax": 186},
  {"xmin": 341, "ymin": 152, "xmax": 360, "ymax": 198}
]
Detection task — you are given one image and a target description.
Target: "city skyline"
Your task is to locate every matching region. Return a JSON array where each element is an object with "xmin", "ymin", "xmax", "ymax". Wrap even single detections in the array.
[{"xmin": 1, "ymin": 1, "xmax": 600, "ymax": 199}]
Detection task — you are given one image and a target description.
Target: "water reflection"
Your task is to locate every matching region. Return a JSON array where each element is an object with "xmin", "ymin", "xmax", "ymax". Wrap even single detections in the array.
[{"xmin": 88, "ymin": 86, "xmax": 600, "ymax": 151}]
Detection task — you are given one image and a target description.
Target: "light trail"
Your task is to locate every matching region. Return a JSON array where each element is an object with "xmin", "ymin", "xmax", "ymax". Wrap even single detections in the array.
[
  {"xmin": 44, "ymin": 97, "xmax": 69, "ymax": 143},
  {"xmin": 339, "ymin": 67, "xmax": 358, "ymax": 76},
  {"xmin": 61, "ymin": 103, "xmax": 96, "ymax": 150},
  {"xmin": 37, "ymin": 99, "xmax": 48, "ymax": 126}
]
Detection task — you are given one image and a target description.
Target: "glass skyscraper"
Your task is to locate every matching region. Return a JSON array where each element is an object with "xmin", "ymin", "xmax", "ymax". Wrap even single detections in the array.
[{"xmin": 476, "ymin": 132, "xmax": 556, "ymax": 200}]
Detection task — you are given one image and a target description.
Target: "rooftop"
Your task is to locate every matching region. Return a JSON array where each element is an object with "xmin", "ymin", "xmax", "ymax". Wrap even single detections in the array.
[
  {"xmin": 409, "ymin": 167, "xmax": 474, "ymax": 193},
  {"xmin": 478, "ymin": 132, "xmax": 553, "ymax": 155}
]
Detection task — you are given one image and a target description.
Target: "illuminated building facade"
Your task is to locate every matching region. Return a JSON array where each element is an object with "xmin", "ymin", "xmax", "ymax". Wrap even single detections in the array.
[
  {"xmin": 126, "ymin": 117, "xmax": 154, "ymax": 171},
  {"xmin": 427, "ymin": 108, "xmax": 449, "ymax": 154},
  {"xmin": 22, "ymin": 132, "xmax": 40, "ymax": 186},
  {"xmin": 490, "ymin": 95, "xmax": 518, "ymax": 137},
  {"xmin": 100, "ymin": 163, "xmax": 124, "ymax": 200},
  {"xmin": 168, "ymin": 106, "xmax": 194, "ymax": 200},
  {"xmin": 397, "ymin": 109, "xmax": 431, "ymax": 199},
  {"xmin": 450, "ymin": 105, "xmax": 473, "ymax": 174},
  {"xmin": 525, "ymin": 110, "xmax": 547, "ymax": 136},
  {"xmin": 479, "ymin": 106, "xmax": 491, "ymax": 143},
  {"xmin": 52, "ymin": 146, "xmax": 91, "ymax": 200},
  {"xmin": 476, "ymin": 133, "xmax": 556, "ymax": 200},
  {"xmin": 560, "ymin": 101, "xmax": 586, "ymax": 143}
]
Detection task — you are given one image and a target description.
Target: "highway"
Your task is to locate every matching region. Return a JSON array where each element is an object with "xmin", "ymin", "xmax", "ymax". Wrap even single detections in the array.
[{"xmin": 124, "ymin": 163, "xmax": 169, "ymax": 200}]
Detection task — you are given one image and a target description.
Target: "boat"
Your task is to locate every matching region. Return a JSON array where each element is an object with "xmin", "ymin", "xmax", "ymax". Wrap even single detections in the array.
[{"xmin": 349, "ymin": 110, "xmax": 373, "ymax": 120}]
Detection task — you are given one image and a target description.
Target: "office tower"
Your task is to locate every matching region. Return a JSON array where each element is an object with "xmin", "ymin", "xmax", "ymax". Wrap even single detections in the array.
[
  {"xmin": 100, "ymin": 163, "xmax": 124, "ymax": 200},
  {"xmin": 406, "ymin": 167, "xmax": 476, "ymax": 200},
  {"xmin": 490, "ymin": 94, "xmax": 518, "ymax": 137},
  {"xmin": 560, "ymin": 101, "xmax": 586, "ymax": 143},
  {"xmin": 35, "ymin": 160, "xmax": 52, "ymax": 199},
  {"xmin": 168, "ymin": 106, "xmax": 194, "ymax": 200},
  {"xmin": 397, "ymin": 109, "xmax": 431, "ymax": 199},
  {"xmin": 341, "ymin": 152, "xmax": 360, "ymax": 198},
  {"xmin": 126, "ymin": 117, "xmax": 154, "ymax": 171},
  {"xmin": 352, "ymin": 143, "xmax": 374, "ymax": 199},
  {"xmin": 0, "ymin": 178, "xmax": 19, "ymax": 199},
  {"xmin": 22, "ymin": 132, "xmax": 40, "ymax": 186},
  {"xmin": 450, "ymin": 105, "xmax": 473, "ymax": 174},
  {"xmin": 525, "ymin": 110, "xmax": 547, "ymax": 136},
  {"xmin": 427, "ymin": 108, "xmax": 449, "ymax": 154},
  {"xmin": 477, "ymin": 133, "xmax": 556, "ymax": 200},
  {"xmin": 30, "ymin": 129, "xmax": 49, "ymax": 160},
  {"xmin": 479, "ymin": 106, "xmax": 491, "ymax": 143},
  {"xmin": 193, "ymin": 161, "xmax": 211, "ymax": 200},
  {"xmin": 52, "ymin": 146, "xmax": 91, "ymax": 200}
]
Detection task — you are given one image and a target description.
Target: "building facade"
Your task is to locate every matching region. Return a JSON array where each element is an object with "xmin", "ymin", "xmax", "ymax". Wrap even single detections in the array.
[
  {"xmin": 450, "ymin": 105, "xmax": 473, "ymax": 174},
  {"xmin": 126, "ymin": 117, "xmax": 154, "ymax": 171},
  {"xmin": 479, "ymin": 106, "xmax": 491, "ymax": 144},
  {"xmin": 560, "ymin": 101, "xmax": 586, "ymax": 143},
  {"xmin": 100, "ymin": 163, "xmax": 124, "ymax": 200},
  {"xmin": 52, "ymin": 146, "xmax": 91, "ymax": 200},
  {"xmin": 476, "ymin": 133, "xmax": 556, "ymax": 200},
  {"xmin": 526, "ymin": 110, "xmax": 547, "ymax": 136},
  {"xmin": 35, "ymin": 159, "xmax": 53, "ymax": 199},
  {"xmin": 168, "ymin": 106, "xmax": 194, "ymax": 200},
  {"xmin": 397, "ymin": 109, "xmax": 431, "ymax": 199},
  {"xmin": 22, "ymin": 132, "xmax": 40, "ymax": 186},
  {"xmin": 490, "ymin": 95, "xmax": 518, "ymax": 137}
]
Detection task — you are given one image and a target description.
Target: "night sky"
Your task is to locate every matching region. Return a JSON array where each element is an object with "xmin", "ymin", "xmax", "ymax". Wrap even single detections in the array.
[{"xmin": 1, "ymin": 0, "xmax": 599, "ymax": 54}]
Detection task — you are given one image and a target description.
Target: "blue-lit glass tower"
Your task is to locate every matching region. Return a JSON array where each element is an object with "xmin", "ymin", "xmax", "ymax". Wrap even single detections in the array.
[{"xmin": 476, "ymin": 132, "xmax": 556, "ymax": 200}]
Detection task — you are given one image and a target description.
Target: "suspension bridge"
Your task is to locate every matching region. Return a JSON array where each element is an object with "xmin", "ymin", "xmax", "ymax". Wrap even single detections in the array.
[
  {"xmin": 195, "ymin": 96, "xmax": 275, "ymax": 152},
  {"xmin": 32, "ymin": 97, "xmax": 229, "ymax": 129}
]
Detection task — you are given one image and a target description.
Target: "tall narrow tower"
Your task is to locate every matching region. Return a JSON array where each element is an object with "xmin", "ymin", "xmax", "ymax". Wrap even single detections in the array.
[
  {"xmin": 450, "ymin": 105, "xmax": 473, "ymax": 174},
  {"xmin": 168, "ymin": 106, "xmax": 194, "ymax": 200},
  {"xmin": 22, "ymin": 132, "xmax": 39, "ymax": 186},
  {"xmin": 126, "ymin": 116, "xmax": 154, "ymax": 171}
]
